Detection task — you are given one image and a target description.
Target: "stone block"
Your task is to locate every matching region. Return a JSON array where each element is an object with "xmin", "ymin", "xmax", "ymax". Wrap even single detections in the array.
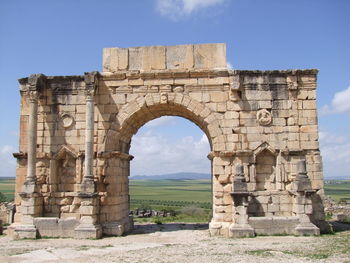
[
  {"xmin": 102, "ymin": 221, "xmax": 124, "ymax": 236},
  {"xmin": 210, "ymin": 91, "xmax": 228, "ymax": 102},
  {"xmin": 12, "ymin": 224, "xmax": 37, "ymax": 239},
  {"xmin": 102, "ymin": 48, "xmax": 128, "ymax": 72},
  {"xmin": 129, "ymin": 47, "xmax": 142, "ymax": 70},
  {"xmin": 74, "ymin": 223, "xmax": 102, "ymax": 239},
  {"xmin": 142, "ymin": 46, "xmax": 166, "ymax": 70},
  {"xmin": 194, "ymin": 43, "xmax": 227, "ymax": 69},
  {"xmin": 79, "ymin": 205, "xmax": 98, "ymax": 215},
  {"xmin": 229, "ymin": 223, "xmax": 255, "ymax": 238},
  {"xmin": 166, "ymin": 44, "xmax": 194, "ymax": 69}
]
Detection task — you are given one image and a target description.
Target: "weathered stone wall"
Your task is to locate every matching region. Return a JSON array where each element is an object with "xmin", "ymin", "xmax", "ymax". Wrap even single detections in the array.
[{"xmin": 10, "ymin": 43, "xmax": 328, "ymax": 239}]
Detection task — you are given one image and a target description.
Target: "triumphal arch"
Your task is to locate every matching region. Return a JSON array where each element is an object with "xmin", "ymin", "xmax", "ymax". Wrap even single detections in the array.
[{"xmin": 9, "ymin": 43, "xmax": 329, "ymax": 239}]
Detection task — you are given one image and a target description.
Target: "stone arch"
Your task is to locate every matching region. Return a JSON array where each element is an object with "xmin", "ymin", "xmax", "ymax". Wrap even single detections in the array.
[
  {"xmin": 99, "ymin": 93, "xmax": 225, "ymax": 235},
  {"xmin": 104, "ymin": 93, "xmax": 225, "ymax": 153}
]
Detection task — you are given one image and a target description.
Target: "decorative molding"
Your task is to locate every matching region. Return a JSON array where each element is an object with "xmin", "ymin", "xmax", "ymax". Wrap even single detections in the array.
[
  {"xmin": 97, "ymin": 151, "xmax": 134, "ymax": 161},
  {"xmin": 253, "ymin": 142, "xmax": 276, "ymax": 158},
  {"xmin": 53, "ymin": 145, "xmax": 79, "ymax": 160}
]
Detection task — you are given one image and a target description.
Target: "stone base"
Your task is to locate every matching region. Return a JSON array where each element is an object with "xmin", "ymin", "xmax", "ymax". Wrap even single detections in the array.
[
  {"xmin": 229, "ymin": 223, "xmax": 255, "ymax": 238},
  {"xmin": 294, "ymin": 223, "xmax": 320, "ymax": 236},
  {"xmin": 74, "ymin": 223, "xmax": 102, "ymax": 239},
  {"xmin": 10, "ymin": 223, "xmax": 37, "ymax": 239},
  {"xmin": 21, "ymin": 181, "xmax": 36, "ymax": 194},
  {"xmin": 34, "ymin": 217, "xmax": 80, "ymax": 238},
  {"xmin": 79, "ymin": 180, "xmax": 96, "ymax": 194},
  {"xmin": 209, "ymin": 221, "xmax": 222, "ymax": 236},
  {"xmin": 249, "ymin": 216, "xmax": 299, "ymax": 235},
  {"xmin": 102, "ymin": 222, "xmax": 124, "ymax": 236}
]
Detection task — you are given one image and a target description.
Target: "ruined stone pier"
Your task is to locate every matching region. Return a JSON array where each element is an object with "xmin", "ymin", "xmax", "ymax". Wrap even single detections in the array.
[{"xmin": 9, "ymin": 43, "xmax": 329, "ymax": 239}]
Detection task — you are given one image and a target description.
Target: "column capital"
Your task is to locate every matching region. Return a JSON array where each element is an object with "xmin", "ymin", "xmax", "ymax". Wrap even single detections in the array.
[
  {"xmin": 27, "ymin": 73, "xmax": 46, "ymax": 89},
  {"xmin": 84, "ymin": 71, "xmax": 99, "ymax": 101},
  {"xmin": 28, "ymin": 90, "xmax": 39, "ymax": 103},
  {"xmin": 84, "ymin": 88, "xmax": 95, "ymax": 101},
  {"xmin": 20, "ymin": 74, "xmax": 46, "ymax": 100}
]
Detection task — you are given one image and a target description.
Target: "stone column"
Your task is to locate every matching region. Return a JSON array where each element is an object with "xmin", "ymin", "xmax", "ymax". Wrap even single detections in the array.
[
  {"xmin": 79, "ymin": 72, "xmax": 99, "ymax": 193},
  {"xmin": 80, "ymin": 88, "xmax": 95, "ymax": 193},
  {"xmin": 75, "ymin": 72, "xmax": 102, "ymax": 239},
  {"xmin": 25, "ymin": 91, "xmax": 38, "ymax": 187},
  {"xmin": 12, "ymin": 74, "xmax": 46, "ymax": 240}
]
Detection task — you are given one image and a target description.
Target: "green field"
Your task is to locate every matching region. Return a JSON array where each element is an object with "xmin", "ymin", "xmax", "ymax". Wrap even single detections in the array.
[
  {"xmin": 1, "ymin": 177, "xmax": 349, "ymax": 206},
  {"xmin": 0, "ymin": 177, "xmax": 15, "ymax": 202},
  {"xmin": 324, "ymin": 180, "xmax": 350, "ymax": 203},
  {"xmin": 129, "ymin": 179, "xmax": 212, "ymax": 211}
]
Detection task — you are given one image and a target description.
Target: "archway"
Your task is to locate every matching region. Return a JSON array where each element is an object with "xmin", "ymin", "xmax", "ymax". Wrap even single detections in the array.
[{"xmin": 99, "ymin": 93, "xmax": 225, "ymax": 235}]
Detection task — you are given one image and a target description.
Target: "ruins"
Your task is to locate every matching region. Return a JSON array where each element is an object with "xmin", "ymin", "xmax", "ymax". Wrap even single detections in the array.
[{"xmin": 9, "ymin": 43, "xmax": 329, "ymax": 239}]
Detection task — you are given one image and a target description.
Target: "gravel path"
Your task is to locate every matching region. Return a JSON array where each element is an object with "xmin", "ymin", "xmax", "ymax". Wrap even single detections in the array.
[{"xmin": 0, "ymin": 223, "xmax": 349, "ymax": 263}]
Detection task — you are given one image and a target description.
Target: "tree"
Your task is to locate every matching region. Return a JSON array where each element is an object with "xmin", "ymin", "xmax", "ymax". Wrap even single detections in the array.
[{"xmin": 0, "ymin": 192, "xmax": 7, "ymax": 203}]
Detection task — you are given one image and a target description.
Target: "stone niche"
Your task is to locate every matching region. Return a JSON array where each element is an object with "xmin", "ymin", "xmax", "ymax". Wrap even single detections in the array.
[
  {"xmin": 255, "ymin": 149, "xmax": 276, "ymax": 191},
  {"xmin": 9, "ymin": 43, "xmax": 330, "ymax": 240}
]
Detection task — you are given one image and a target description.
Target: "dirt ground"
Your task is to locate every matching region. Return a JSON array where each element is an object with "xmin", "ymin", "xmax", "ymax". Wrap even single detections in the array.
[{"xmin": 1, "ymin": 223, "xmax": 349, "ymax": 263}]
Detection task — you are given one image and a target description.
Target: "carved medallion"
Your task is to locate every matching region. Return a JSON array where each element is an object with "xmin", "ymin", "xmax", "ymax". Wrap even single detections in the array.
[
  {"xmin": 173, "ymin": 86, "xmax": 184, "ymax": 93},
  {"xmin": 61, "ymin": 114, "xmax": 74, "ymax": 128},
  {"xmin": 160, "ymin": 93, "xmax": 168, "ymax": 104},
  {"xmin": 256, "ymin": 109, "xmax": 272, "ymax": 126}
]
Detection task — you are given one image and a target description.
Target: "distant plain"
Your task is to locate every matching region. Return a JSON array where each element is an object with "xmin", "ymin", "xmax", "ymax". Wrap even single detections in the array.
[{"xmin": 0, "ymin": 177, "xmax": 349, "ymax": 205}]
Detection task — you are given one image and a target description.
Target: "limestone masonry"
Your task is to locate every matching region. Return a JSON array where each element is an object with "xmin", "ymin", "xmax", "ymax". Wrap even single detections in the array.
[{"xmin": 9, "ymin": 43, "xmax": 329, "ymax": 239}]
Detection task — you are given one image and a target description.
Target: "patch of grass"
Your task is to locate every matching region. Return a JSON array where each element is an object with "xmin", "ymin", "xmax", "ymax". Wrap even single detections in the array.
[
  {"xmin": 307, "ymin": 253, "xmax": 330, "ymax": 259},
  {"xmin": 283, "ymin": 231, "xmax": 350, "ymax": 259},
  {"xmin": 37, "ymin": 236, "xmax": 70, "ymax": 239},
  {"xmin": 343, "ymin": 217, "xmax": 350, "ymax": 224},
  {"xmin": 154, "ymin": 217, "xmax": 163, "ymax": 225},
  {"xmin": 246, "ymin": 249, "xmax": 273, "ymax": 257},
  {"xmin": 324, "ymin": 181, "xmax": 350, "ymax": 203},
  {"xmin": 101, "ymin": 244, "xmax": 113, "ymax": 248},
  {"xmin": 76, "ymin": 245, "xmax": 91, "ymax": 251},
  {"xmin": 133, "ymin": 213, "xmax": 211, "ymax": 224}
]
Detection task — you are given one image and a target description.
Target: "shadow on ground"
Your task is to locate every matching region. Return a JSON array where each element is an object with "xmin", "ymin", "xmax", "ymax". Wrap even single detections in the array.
[
  {"xmin": 130, "ymin": 221, "xmax": 350, "ymax": 235},
  {"xmin": 329, "ymin": 221, "xmax": 350, "ymax": 232},
  {"xmin": 130, "ymin": 223, "xmax": 209, "ymax": 234}
]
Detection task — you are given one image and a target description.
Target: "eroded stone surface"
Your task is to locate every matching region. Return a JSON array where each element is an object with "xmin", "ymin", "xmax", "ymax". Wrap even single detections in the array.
[{"xmin": 10, "ymin": 43, "xmax": 328, "ymax": 239}]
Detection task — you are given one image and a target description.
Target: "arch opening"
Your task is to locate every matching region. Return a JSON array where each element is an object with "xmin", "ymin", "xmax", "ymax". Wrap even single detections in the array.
[{"xmin": 128, "ymin": 116, "xmax": 212, "ymax": 229}]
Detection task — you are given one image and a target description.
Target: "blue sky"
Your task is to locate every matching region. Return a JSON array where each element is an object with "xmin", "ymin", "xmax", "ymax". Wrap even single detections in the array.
[{"xmin": 0, "ymin": 0, "xmax": 349, "ymax": 178}]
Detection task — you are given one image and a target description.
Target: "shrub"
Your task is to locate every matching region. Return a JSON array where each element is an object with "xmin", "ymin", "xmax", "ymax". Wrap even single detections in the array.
[{"xmin": 0, "ymin": 192, "xmax": 6, "ymax": 203}]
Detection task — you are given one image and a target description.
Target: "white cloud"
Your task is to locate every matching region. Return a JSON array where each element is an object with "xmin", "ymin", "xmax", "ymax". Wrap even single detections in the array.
[
  {"xmin": 0, "ymin": 145, "xmax": 16, "ymax": 177},
  {"xmin": 155, "ymin": 0, "xmax": 226, "ymax": 20},
  {"xmin": 130, "ymin": 131, "xmax": 210, "ymax": 176},
  {"xmin": 319, "ymin": 131, "xmax": 350, "ymax": 178},
  {"xmin": 321, "ymin": 86, "xmax": 350, "ymax": 115},
  {"xmin": 144, "ymin": 116, "xmax": 176, "ymax": 128},
  {"xmin": 227, "ymin": 61, "xmax": 233, "ymax": 69}
]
